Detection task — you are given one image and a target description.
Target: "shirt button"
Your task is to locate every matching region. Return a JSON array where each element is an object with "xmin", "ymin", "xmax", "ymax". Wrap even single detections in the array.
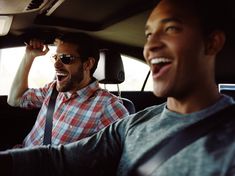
[{"xmin": 69, "ymin": 125, "xmax": 73, "ymax": 129}]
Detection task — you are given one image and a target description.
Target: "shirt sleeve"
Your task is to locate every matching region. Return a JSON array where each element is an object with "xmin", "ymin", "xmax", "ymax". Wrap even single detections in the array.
[
  {"xmin": 19, "ymin": 81, "xmax": 55, "ymax": 109},
  {"xmin": 1, "ymin": 118, "xmax": 130, "ymax": 176},
  {"xmin": 98, "ymin": 96, "xmax": 129, "ymax": 129}
]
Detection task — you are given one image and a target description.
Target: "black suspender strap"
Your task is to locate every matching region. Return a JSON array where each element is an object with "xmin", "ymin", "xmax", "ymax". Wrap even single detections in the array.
[
  {"xmin": 43, "ymin": 86, "xmax": 58, "ymax": 145},
  {"xmin": 133, "ymin": 104, "xmax": 235, "ymax": 176}
]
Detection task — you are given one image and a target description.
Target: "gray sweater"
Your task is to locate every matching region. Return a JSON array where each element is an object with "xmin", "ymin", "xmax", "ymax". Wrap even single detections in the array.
[{"xmin": 1, "ymin": 95, "xmax": 235, "ymax": 176}]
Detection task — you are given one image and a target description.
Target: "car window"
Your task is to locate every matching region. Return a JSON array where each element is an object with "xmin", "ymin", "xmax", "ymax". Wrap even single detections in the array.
[
  {"xmin": 100, "ymin": 55, "xmax": 153, "ymax": 91},
  {"xmin": 0, "ymin": 46, "xmax": 55, "ymax": 95},
  {"xmin": 218, "ymin": 84, "xmax": 235, "ymax": 92},
  {"xmin": 0, "ymin": 46, "xmax": 153, "ymax": 95}
]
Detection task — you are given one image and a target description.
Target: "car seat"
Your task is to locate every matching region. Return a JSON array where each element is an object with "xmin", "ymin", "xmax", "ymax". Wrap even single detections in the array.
[{"xmin": 93, "ymin": 49, "xmax": 136, "ymax": 114}]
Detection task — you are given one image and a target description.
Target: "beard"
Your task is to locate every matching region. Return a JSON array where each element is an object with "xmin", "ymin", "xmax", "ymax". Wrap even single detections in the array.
[{"xmin": 56, "ymin": 66, "xmax": 84, "ymax": 92}]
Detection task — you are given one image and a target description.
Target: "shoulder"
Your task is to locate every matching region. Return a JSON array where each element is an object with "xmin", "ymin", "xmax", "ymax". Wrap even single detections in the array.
[
  {"xmin": 118, "ymin": 103, "xmax": 166, "ymax": 128},
  {"xmin": 94, "ymin": 88, "xmax": 120, "ymax": 103},
  {"xmin": 23, "ymin": 81, "xmax": 56, "ymax": 97}
]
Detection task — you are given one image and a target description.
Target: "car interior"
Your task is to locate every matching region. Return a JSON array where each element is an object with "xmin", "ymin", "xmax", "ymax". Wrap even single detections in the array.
[
  {"xmin": 94, "ymin": 49, "xmax": 136, "ymax": 114},
  {"xmin": 0, "ymin": 0, "xmax": 235, "ymax": 150}
]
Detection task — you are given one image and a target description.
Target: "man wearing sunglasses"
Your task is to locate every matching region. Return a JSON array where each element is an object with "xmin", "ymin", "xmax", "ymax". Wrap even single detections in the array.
[{"xmin": 7, "ymin": 32, "xmax": 129, "ymax": 147}]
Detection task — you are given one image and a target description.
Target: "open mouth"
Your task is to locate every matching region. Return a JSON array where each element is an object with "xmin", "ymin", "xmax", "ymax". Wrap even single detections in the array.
[
  {"xmin": 56, "ymin": 72, "xmax": 68, "ymax": 82},
  {"xmin": 150, "ymin": 58, "xmax": 172, "ymax": 77}
]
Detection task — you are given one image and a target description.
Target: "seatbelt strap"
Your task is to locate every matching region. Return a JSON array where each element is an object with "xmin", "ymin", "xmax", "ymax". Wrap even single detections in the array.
[
  {"xmin": 134, "ymin": 104, "xmax": 235, "ymax": 176},
  {"xmin": 43, "ymin": 86, "xmax": 58, "ymax": 145}
]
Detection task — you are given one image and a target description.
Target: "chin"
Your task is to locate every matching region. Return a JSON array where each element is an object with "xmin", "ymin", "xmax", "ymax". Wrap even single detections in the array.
[
  {"xmin": 153, "ymin": 91, "xmax": 165, "ymax": 98},
  {"xmin": 153, "ymin": 83, "xmax": 163, "ymax": 97},
  {"xmin": 153, "ymin": 81, "xmax": 173, "ymax": 98},
  {"xmin": 56, "ymin": 83, "xmax": 67, "ymax": 92},
  {"xmin": 153, "ymin": 87, "xmax": 169, "ymax": 98}
]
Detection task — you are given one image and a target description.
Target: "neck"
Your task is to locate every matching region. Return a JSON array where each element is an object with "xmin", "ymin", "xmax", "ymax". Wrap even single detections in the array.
[
  {"xmin": 69, "ymin": 77, "xmax": 94, "ymax": 93},
  {"xmin": 166, "ymin": 84, "xmax": 221, "ymax": 114}
]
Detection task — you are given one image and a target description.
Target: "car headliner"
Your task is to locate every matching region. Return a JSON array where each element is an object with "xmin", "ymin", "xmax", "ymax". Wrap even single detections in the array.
[
  {"xmin": 0, "ymin": 0, "xmax": 156, "ymax": 58},
  {"xmin": 1, "ymin": 0, "xmax": 235, "ymax": 83}
]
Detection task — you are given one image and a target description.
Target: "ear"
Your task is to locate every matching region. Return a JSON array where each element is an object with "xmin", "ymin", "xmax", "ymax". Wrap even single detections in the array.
[
  {"xmin": 83, "ymin": 57, "xmax": 95, "ymax": 71},
  {"xmin": 205, "ymin": 31, "xmax": 226, "ymax": 55}
]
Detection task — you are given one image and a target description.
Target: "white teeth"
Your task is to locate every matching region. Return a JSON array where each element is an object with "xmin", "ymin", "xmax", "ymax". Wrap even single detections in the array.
[
  {"xmin": 150, "ymin": 58, "xmax": 171, "ymax": 65},
  {"xmin": 56, "ymin": 72, "xmax": 67, "ymax": 76}
]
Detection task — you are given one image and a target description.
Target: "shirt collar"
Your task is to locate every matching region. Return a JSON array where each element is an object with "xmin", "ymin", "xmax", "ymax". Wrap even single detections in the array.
[
  {"xmin": 163, "ymin": 94, "xmax": 235, "ymax": 119},
  {"xmin": 61, "ymin": 80, "xmax": 100, "ymax": 101}
]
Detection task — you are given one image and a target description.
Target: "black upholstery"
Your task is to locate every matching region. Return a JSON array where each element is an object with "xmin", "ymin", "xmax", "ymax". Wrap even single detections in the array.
[
  {"xmin": 94, "ymin": 49, "xmax": 136, "ymax": 114},
  {"xmin": 94, "ymin": 49, "xmax": 125, "ymax": 84},
  {"xmin": 121, "ymin": 97, "xmax": 136, "ymax": 114}
]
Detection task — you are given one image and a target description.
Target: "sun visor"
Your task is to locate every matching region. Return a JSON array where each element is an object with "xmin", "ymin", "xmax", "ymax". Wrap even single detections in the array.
[
  {"xmin": 0, "ymin": 0, "xmax": 64, "ymax": 15},
  {"xmin": 0, "ymin": 16, "xmax": 13, "ymax": 36}
]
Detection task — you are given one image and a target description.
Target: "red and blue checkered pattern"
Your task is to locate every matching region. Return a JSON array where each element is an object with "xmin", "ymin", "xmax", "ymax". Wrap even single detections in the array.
[{"xmin": 20, "ymin": 80, "xmax": 129, "ymax": 147}]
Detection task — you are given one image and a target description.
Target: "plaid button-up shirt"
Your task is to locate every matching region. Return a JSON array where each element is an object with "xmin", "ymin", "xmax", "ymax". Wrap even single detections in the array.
[{"xmin": 20, "ymin": 80, "xmax": 129, "ymax": 147}]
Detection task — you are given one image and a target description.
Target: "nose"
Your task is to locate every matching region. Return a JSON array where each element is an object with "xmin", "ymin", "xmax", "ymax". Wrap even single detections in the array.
[
  {"xmin": 143, "ymin": 33, "xmax": 164, "ymax": 63},
  {"xmin": 54, "ymin": 56, "xmax": 63, "ymax": 68}
]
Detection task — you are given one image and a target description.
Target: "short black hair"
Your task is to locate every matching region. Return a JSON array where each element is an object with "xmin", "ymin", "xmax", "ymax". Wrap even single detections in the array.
[
  {"xmin": 186, "ymin": 0, "xmax": 230, "ymax": 37},
  {"xmin": 56, "ymin": 32, "xmax": 99, "ymax": 74},
  {"xmin": 157, "ymin": 0, "xmax": 232, "ymax": 37}
]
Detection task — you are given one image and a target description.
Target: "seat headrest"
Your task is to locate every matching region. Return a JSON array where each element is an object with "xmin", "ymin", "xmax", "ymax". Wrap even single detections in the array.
[{"xmin": 93, "ymin": 49, "xmax": 125, "ymax": 84}]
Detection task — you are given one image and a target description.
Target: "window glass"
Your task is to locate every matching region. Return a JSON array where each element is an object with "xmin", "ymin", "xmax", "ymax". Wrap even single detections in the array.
[
  {"xmin": 99, "ymin": 55, "xmax": 153, "ymax": 91},
  {"xmin": 0, "ymin": 46, "xmax": 55, "ymax": 95},
  {"xmin": 123, "ymin": 55, "xmax": 153, "ymax": 91},
  {"xmin": 218, "ymin": 83, "xmax": 235, "ymax": 97},
  {"xmin": 218, "ymin": 84, "xmax": 235, "ymax": 92},
  {"xmin": 0, "ymin": 47, "xmax": 153, "ymax": 95}
]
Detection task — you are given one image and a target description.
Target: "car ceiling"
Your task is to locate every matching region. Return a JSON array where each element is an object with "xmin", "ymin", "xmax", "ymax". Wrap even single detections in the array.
[
  {"xmin": 1, "ymin": 0, "xmax": 235, "ymax": 83},
  {"xmin": 0, "ymin": 0, "xmax": 157, "ymax": 59}
]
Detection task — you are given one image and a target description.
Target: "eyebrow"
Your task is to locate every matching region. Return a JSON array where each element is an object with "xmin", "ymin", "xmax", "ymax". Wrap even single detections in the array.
[
  {"xmin": 145, "ymin": 17, "xmax": 183, "ymax": 31},
  {"xmin": 161, "ymin": 17, "xmax": 183, "ymax": 24}
]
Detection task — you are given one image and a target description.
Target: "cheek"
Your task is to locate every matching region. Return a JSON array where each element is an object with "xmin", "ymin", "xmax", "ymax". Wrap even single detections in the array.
[
  {"xmin": 170, "ymin": 37, "xmax": 203, "ymax": 62},
  {"xmin": 69, "ymin": 62, "xmax": 83, "ymax": 72},
  {"xmin": 65, "ymin": 65, "xmax": 77, "ymax": 75},
  {"xmin": 143, "ymin": 45, "xmax": 149, "ymax": 62}
]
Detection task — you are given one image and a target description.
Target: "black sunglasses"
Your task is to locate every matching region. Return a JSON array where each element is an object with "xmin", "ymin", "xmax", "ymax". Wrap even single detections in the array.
[{"xmin": 52, "ymin": 54, "xmax": 80, "ymax": 64}]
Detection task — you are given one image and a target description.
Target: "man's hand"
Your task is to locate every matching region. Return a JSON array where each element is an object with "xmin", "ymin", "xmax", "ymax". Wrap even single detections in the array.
[{"xmin": 25, "ymin": 39, "xmax": 50, "ymax": 59}]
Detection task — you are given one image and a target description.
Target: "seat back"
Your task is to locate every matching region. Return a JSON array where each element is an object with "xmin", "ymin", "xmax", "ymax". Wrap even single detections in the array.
[
  {"xmin": 121, "ymin": 97, "xmax": 136, "ymax": 114},
  {"xmin": 93, "ymin": 49, "xmax": 136, "ymax": 114}
]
